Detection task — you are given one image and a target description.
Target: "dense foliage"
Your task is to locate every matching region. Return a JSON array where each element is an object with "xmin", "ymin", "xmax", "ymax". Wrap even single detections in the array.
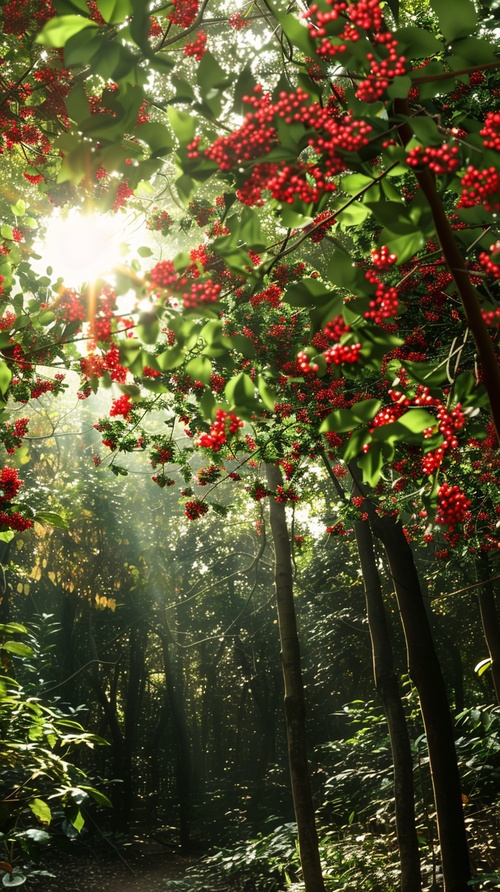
[{"xmin": 0, "ymin": 0, "xmax": 500, "ymax": 889}]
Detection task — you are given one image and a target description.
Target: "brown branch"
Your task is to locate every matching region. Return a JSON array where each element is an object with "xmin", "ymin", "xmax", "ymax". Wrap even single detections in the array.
[{"xmin": 411, "ymin": 60, "xmax": 500, "ymax": 85}]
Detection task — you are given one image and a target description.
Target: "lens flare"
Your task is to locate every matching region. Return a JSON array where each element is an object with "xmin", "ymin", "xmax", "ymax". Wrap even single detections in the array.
[{"xmin": 42, "ymin": 210, "xmax": 122, "ymax": 286}]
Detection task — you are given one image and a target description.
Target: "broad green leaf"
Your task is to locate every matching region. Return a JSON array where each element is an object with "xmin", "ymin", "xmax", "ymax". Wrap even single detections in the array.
[
  {"xmin": 0, "ymin": 532, "xmax": 15, "ymax": 544},
  {"xmin": 390, "ymin": 409, "xmax": 436, "ymax": 433},
  {"xmin": 327, "ymin": 247, "xmax": 364, "ymax": 289},
  {"xmin": 167, "ymin": 108, "xmax": 196, "ymax": 145},
  {"xmin": 2, "ymin": 641, "xmax": 33, "ymax": 657},
  {"xmin": 320, "ymin": 399, "xmax": 382, "ymax": 434},
  {"xmin": 1, "ymin": 225, "xmax": 13, "ymax": 241},
  {"xmin": 186, "ymin": 356, "xmax": 213, "ymax": 384},
  {"xmin": 0, "ymin": 623, "xmax": 27, "ymax": 634},
  {"xmin": 137, "ymin": 123, "xmax": 174, "ymax": 157},
  {"xmin": 274, "ymin": 11, "xmax": 316, "ymax": 56},
  {"xmin": 137, "ymin": 314, "xmax": 160, "ymax": 345},
  {"xmin": 97, "ymin": 0, "xmax": 132, "ymax": 22},
  {"xmin": 225, "ymin": 372, "xmax": 255, "ymax": 406},
  {"xmin": 257, "ymin": 376, "xmax": 276, "ymax": 412},
  {"xmin": 65, "ymin": 84, "xmax": 90, "ymax": 124},
  {"xmin": 196, "ymin": 51, "xmax": 230, "ymax": 94},
  {"xmin": 394, "ymin": 26, "xmax": 442, "ymax": 58},
  {"xmin": 429, "ymin": 0, "xmax": 477, "ymax": 42},
  {"xmin": 284, "ymin": 278, "xmax": 331, "ymax": 308},
  {"xmin": 34, "ymin": 512, "xmax": 69, "ymax": 530},
  {"xmin": 10, "ymin": 200, "xmax": 26, "ymax": 217},
  {"xmin": 28, "ymin": 799, "xmax": 52, "ymax": 825},
  {"xmin": 0, "ymin": 363, "xmax": 12, "ymax": 397},
  {"xmin": 36, "ymin": 15, "xmax": 98, "ymax": 46},
  {"xmin": 77, "ymin": 786, "xmax": 113, "ymax": 807},
  {"xmin": 357, "ymin": 443, "xmax": 384, "ymax": 487}
]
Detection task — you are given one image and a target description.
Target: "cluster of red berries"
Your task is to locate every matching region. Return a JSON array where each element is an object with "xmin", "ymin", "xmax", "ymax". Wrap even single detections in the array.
[
  {"xmin": 0, "ymin": 511, "xmax": 32, "ymax": 531},
  {"xmin": 168, "ymin": 0, "xmax": 199, "ymax": 27},
  {"xmin": 250, "ymin": 284, "xmax": 283, "ymax": 308},
  {"xmin": 356, "ymin": 33, "xmax": 407, "ymax": 102},
  {"xmin": 150, "ymin": 445, "xmax": 173, "ymax": 468},
  {"xmin": 113, "ymin": 180, "xmax": 134, "ymax": 213},
  {"xmin": 196, "ymin": 465, "xmax": 221, "ymax": 485},
  {"xmin": 324, "ymin": 342, "xmax": 362, "ymax": 364},
  {"xmin": 195, "ymin": 409, "xmax": 243, "ymax": 451},
  {"xmin": 184, "ymin": 500, "xmax": 209, "ymax": 520},
  {"xmin": 406, "ymin": 143, "xmax": 460, "ymax": 175},
  {"xmin": 364, "ymin": 269, "xmax": 399, "ymax": 322},
  {"xmin": 184, "ymin": 31, "xmax": 207, "ymax": 61},
  {"xmin": 309, "ymin": 210, "xmax": 336, "ymax": 242},
  {"xmin": 458, "ymin": 166, "xmax": 500, "ymax": 212},
  {"xmin": 1, "ymin": 417, "xmax": 29, "ymax": 454},
  {"xmin": 479, "ymin": 242, "xmax": 500, "ymax": 279},
  {"xmin": 326, "ymin": 522, "xmax": 350, "ymax": 536},
  {"xmin": 59, "ymin": 289, "xmax": 86, "ymax": 324},
  {"xmin": 229, "ymin": 12, "xmax": 250, "ymax": 28},
  {"xmin": 274, "ymin": 485, "xmax": 300, "ymax": 503},
  {"xmin": 204, "ymin": 86, "xmax": 371, "ymax": 206},
  {"xmin": 109, "ymin": 394, "xmax": 133, "ymax": 420},
  {"xmin": 182, "ymin": 279, "xmax": 221, "ymax": 309},
  {"xmin": 371, "ymin": 246, "xmax": 397, "ymax": 269},
  {"xmin": 482, "ymin": 306, "xmax": 500, "ymax": 327},
  {"xmin": 146, "ymin": 208, "xmax": 173, "ymax": 235},
  {"xmin": 0, "ymin": 467, "xmax": 23, "ymax": 501},
  {"xmin": 480, "ymin": 112, "xmax": 500, "ymax": 152},
  {"xmin": 435, "ymin": 483, "xmax": 471, "ymax": 530}
]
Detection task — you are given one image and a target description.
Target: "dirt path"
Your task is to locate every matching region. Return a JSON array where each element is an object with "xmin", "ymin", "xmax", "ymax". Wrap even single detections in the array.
[{"xmin": 28, "ymin": 841, "xmax": 191, "ymax": 892}]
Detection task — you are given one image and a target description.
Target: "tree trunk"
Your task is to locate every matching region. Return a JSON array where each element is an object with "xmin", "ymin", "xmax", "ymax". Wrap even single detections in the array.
[
  {"xmin": 355, "ymin": 517, "xmax": 422, "ymax": 892},
  {"xmin": 159, "ymin": 625, "xmax": 192, "ymax": 851},
  {"xmin": 266, "ymin": 463, "xmax": 326, "ymax": 892},
  {"xmin": 371, "ymin": 512, "xmax": 470, "ymax": 892},
  {"xmin": 477, "ymin": 553, "xmax": 500, "ymax": 705}
]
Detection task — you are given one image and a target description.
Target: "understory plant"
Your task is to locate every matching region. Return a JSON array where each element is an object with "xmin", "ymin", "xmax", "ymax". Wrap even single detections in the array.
[{"xmin": 0, "ymin": 621, "xmax": 111, "ymax": 886}]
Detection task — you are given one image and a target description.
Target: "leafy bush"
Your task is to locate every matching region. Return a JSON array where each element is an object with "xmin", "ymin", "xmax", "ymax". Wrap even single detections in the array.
[{"xmin": 0, "ymin": 621, "xmax": 110, "ymax": 886}]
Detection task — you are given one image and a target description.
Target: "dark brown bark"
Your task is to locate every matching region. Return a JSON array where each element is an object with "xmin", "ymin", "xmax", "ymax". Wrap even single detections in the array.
[
  {"xmin": 395, "ymin": 98, "xmax": 500, "ymax": 441},
  {"xmin": 266, "ymin": 463, "xmax": 326, "ymax": 892},
  {"xmin": 371, "ymin": 512, "xmax": 470, "ymax": 892},
  {"xmin": 355, "ymin": 517, "xmax": 422, "ymax": 892},
  {"xmin": 477, "ymin": 553, "xmax": 500, "ymax": 705}
]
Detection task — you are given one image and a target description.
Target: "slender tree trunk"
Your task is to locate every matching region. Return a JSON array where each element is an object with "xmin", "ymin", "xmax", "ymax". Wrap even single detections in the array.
[
  {"xmin": 159, "ymin": 625, "xmax": 192, "ymax": 851},
  {"xmin": 477, "ymin": 553, "xmax": 500, "ymax": 705},
  {"xmin": 370, "ymin": 513, "xmax": 470, "ymax": 892},
  {"xmin": 355, "ymin": 518, "xmax": 422, "ymax": 892},
  {"xmin": 266, "ymin": 463, "xmax": 326, "ymax": 892}
]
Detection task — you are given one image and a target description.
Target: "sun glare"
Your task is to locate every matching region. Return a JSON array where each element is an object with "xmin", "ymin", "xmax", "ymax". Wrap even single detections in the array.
[{"xmin": 42, "ymin": 210, "xmax": 122, "ymax": 287}]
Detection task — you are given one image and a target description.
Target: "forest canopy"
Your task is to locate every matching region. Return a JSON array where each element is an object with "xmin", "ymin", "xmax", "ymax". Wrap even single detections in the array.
[{"xmin": 0, "ymin": 0, "xmax": 500, "ymax": 890}]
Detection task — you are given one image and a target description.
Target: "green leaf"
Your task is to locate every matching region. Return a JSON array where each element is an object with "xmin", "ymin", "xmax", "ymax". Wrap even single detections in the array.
[
  {"xmin": 10, "ymin": 200, "xmax": 26, "ymax": 217},
  {"xmin": 0, "ymin": 531, "xmax": 15, "ymax": 544},
  {"xmin": 327, "ymin": 246, "xmax": 365, "ymax": 290},
  {"xmin": 2, "ymin": 641, "xmax": 33, "ymax": 657},
  {"xmin": 137, "ymin": 122, "xmax": 174, "ymax": 157},
  {"xmin": 0, "ymin": 363, "xmax": 12, "ymax": 397},
  {"xmin": 34, "ymin": 512, "xmax": 69, "ymax": 530},
  {"xmin": 196, "ymin": 51, "xmax": 230, "ymax": 95},
  {"xmin": 429, "ymin": 0, "xmax": 477, "ymax": 42},
  {"xmin": 391, "ymin": 409, "xmax": 436, "ymax": 433},
  {"xmin": 274, "ymin": 11, "xmax": 316, "ymax": 56},
  {"xmin": 70, "ymin": 809, "xmax": 85, "ymax": 833},
  {"xmin": 225, "ymin": 372, "xmax": 255, "ymax": 406},
  {"xmin": 137, "ymin": 313, "xmax": 160, "ymax": 345},
  {"xmin": 167, "ymin": 107, "xmax": 196, "ymax": 145},
  {"xmin": 77, "ymin": 785, "xmax": 113, "ymax": 808},
  {"xmin": 357, "ymin": 442, "xmax": 384, "ymax": 487},
  {"xmin": 284, "ymin": 278, "xmax": 332, "ymax": 308},
  {"xmin": 186, "ymin": 356, "xmax": 212, "ymax": 384},
  {"xmin": 0, "ymin": 622, "xmax": 28, "ymax": 634},
  {"xmin": 474, "ymin": 658, "xmax": 492, "ymax": 677},
  {"xmin": 36, "ymin": 15, "xmax": 98, "ymax": 46},
  {"xmin": 1, "ymin": 225, "xmax": 13, "ymax": 241},
  {"xmin": 394, "ymin": 26, "xmax": 442, "ymax": 58},
  {"xmin": 97, "ymin": 0, "xmax": 132, "ymax": 23},
  {"xmin": 257, "ymin": 376, "xmax": 276, "ymax": 412},
  {"xmin": 320, "ymin": 399, "xmax": 382, "ymax": 434},
  {"xmin": 28, "ymin": 799, "xmax": 52, "ymax": 825}
]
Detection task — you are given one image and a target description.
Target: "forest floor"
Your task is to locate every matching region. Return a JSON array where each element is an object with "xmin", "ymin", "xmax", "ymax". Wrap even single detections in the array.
[{"xmin": 27, "ymin": 837, "xmax": 195, "ymax": 892}]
